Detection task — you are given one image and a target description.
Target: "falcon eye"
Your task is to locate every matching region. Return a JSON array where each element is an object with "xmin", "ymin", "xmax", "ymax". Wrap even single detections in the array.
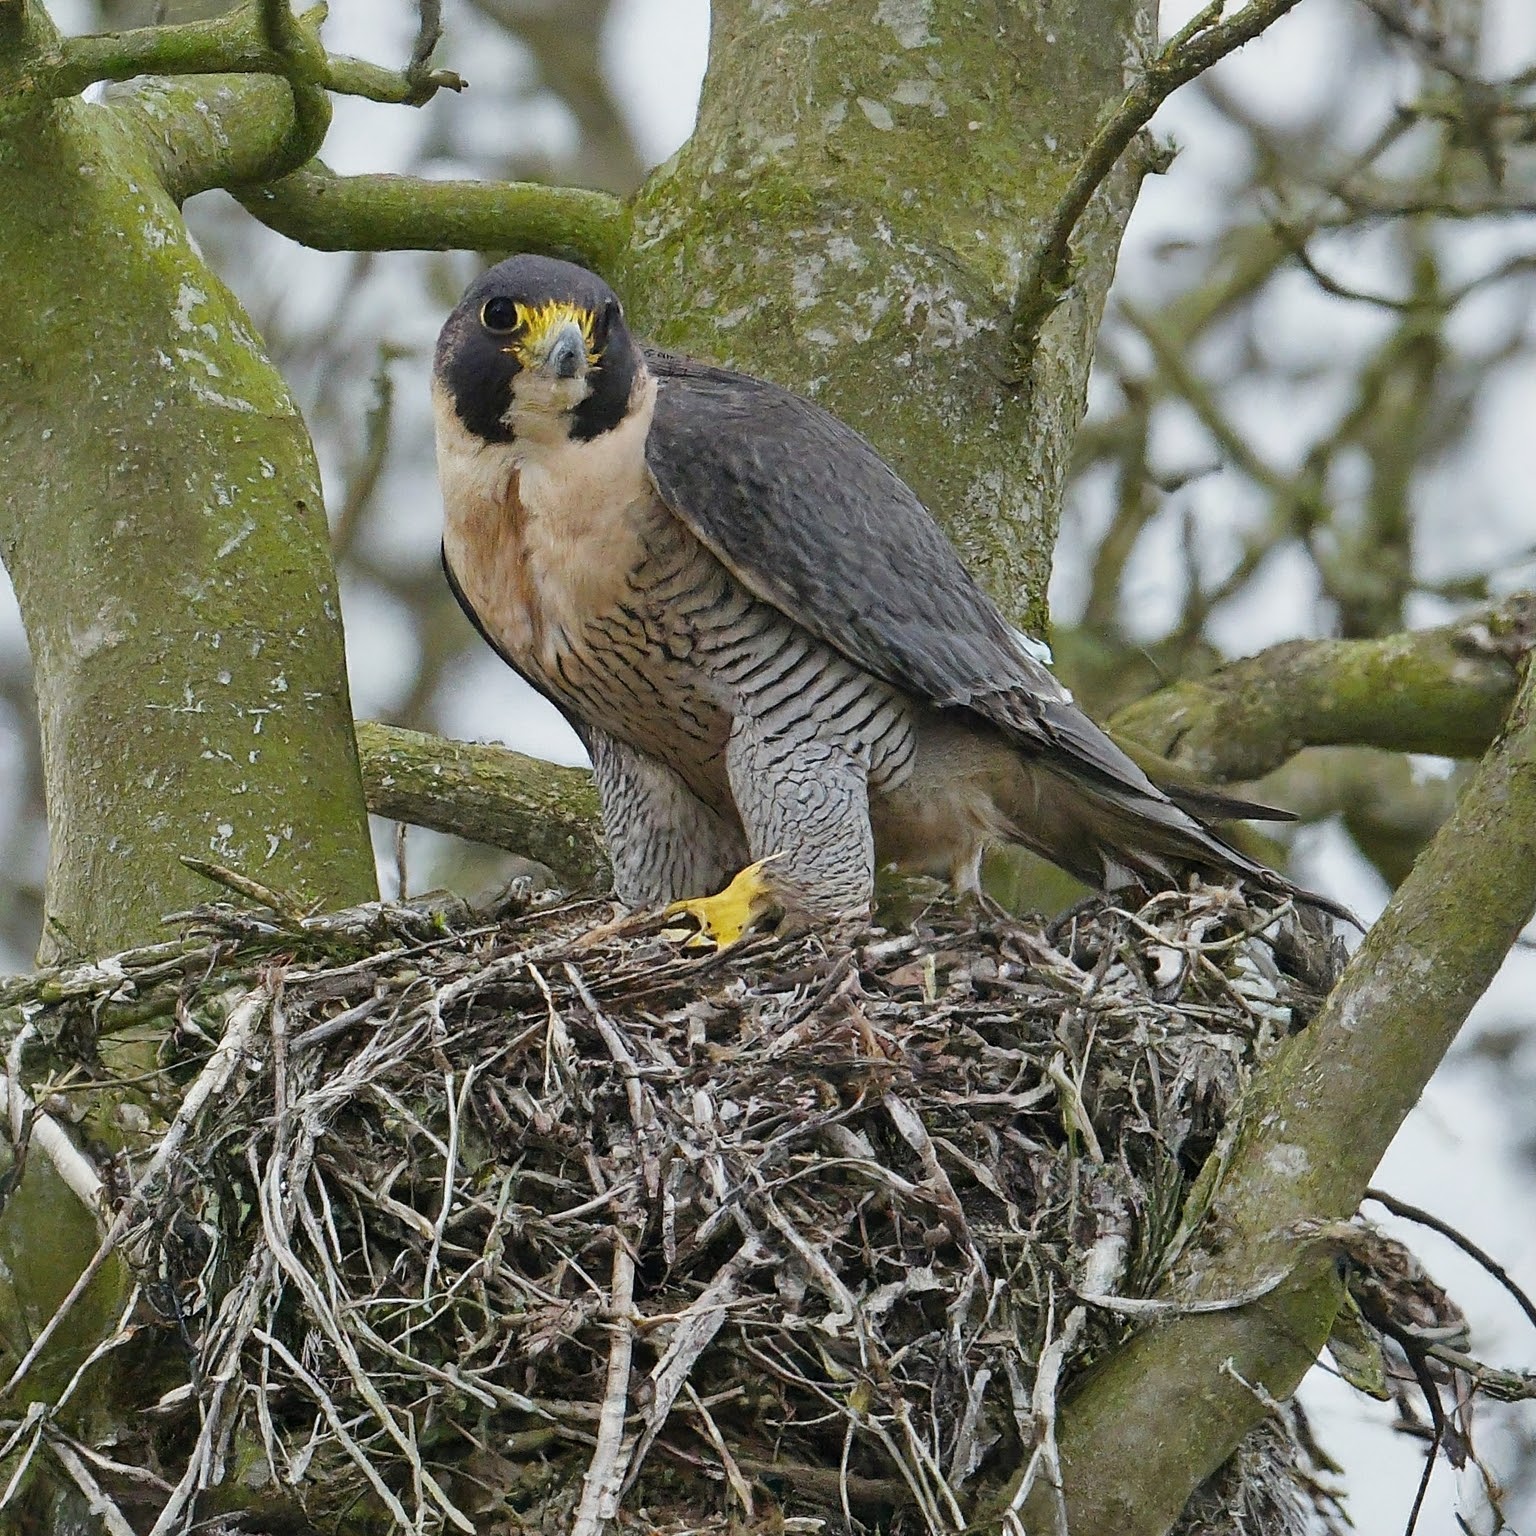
[{"xmin": 480, "ymin": 296, "xmax": 519, "ymax": 334}]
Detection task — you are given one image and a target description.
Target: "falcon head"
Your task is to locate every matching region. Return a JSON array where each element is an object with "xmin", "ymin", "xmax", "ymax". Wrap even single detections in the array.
[{"xmin": 433, "ymin": 255, "xmax": 640, "ymax": 447}]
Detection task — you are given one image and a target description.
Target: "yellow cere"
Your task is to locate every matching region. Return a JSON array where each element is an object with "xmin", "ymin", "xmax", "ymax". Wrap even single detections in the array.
[{"xmin": 511, "ymin": 300, "xmax": 600, "ymax": 368}]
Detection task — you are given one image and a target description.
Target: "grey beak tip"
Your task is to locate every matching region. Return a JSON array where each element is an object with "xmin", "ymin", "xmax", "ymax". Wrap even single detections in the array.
[{"xmin": 546, "ymin": 323, "xmax": 587, "ymax": 380}]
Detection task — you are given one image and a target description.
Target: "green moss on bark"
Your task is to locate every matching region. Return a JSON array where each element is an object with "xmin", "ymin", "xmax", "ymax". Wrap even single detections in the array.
[
  {"xmin": 356, "ymin": 722, "xmax": 609, "ymax": 891},
  {"xmin": 235, "ymin": 161, "xmax": 626, "ymax": 263},
  {"xmin": 1108, "ymin": 600, "xmax": 1530, "ymax": 782},
  {"xmin": 619, "ymin": 0, "xmax": 1156, "ymax": 632},
  {"xmin": 0, "ymin": 66, "xmax": 376, "ymax": 959}
]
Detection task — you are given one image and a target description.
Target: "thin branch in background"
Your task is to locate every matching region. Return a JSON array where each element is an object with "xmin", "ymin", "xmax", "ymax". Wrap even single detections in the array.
[
  {"xmin": 1269, "ymin": 219, "xmax": 1536, "ymax": 315},
  {"xmin": 1079, "ymin": 381, "xmax": 1157, "ymax": 635},
  {"xmin": 1402, "ymin": 1412, "xmax": 1443, "ymax": 1536},
  {"xmin": 1120, "ymin": 298, "xmax": 1329, "ymax": 524},
  {"xmin": 1266, "ymin": 218, "xmax": 1433, "ymax": 314},
  {"xmin": 330, "ymin": 348, "xmax": 399, "ymax": 562},
  {"xmin": 1365, "ymin": 1188, "xmax": 1536, "ymax": 1339},
  {"xmin": 325, "ymin": 0, "xmax": 464, "ymax": 105},
  {"xmin": 1012, "ymin": 0, "xmax": 1309, "ymax": 356},
  {"xmin": 1356, "ymin": 0, "xmax": 1522, "ymax": 89},
  {"xmin": 1424, "ymin": 1343, "xmax": 1536, "ymax": 1404}
]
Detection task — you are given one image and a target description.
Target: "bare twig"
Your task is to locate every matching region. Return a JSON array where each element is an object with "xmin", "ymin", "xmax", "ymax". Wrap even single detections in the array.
[
  {"xmin": 1013, "ymin": 0, "xmax": 1309, "ymax": 354},
  {"xmin": 572, "ymin": 1240, "xmax": 639, "ymax": 1536},
  {"xmin": 0, "ymin": 1070, "xmax": 104, "ymax": 1217},
  {"xmin": 1365, "ymin": 1187, "xmax": 1536, "ymax": 1337},
  {"xmin": 45, "ymin": 1432, "xmax": 138, "ymax": 1536}
]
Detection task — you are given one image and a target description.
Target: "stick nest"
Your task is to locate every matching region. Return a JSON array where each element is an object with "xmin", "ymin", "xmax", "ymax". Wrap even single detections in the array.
[{"xmin": 1, "ymin": 884, "xmax": 1458, "ymax": 1535}]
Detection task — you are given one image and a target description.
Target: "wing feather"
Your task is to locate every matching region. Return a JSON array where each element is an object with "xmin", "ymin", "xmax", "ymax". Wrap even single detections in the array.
[{"xmin": 644, "ymin": 349, "xmax": 1161, "ymax": 798}]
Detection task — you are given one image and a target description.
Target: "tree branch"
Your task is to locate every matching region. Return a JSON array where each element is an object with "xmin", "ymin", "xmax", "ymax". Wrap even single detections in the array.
[
  {"xmin": 117, "ymin": 74, "xmax": 317, "ymax": 202},
  {"xmin": 355, "ymin": 723, "xmax": 608, "ymax": 894},
  {"xmin": 109, "ymin": 70, "xmax": 621, "ymax": 264},
  {"xmin": 35, "ymin": 3, "xmax": 463, "ymax": 106},
  {"xmin": 1106, "ymin": 593, "xmax": 1535, "ymax": 784},
  {"xmin": 999, "ymin": 647, "xmax": 1536, "ymax": 1536},
  {"xmin": 232, "ymin": 159, "xmax": 625, "ymax": 264},
  {"xmin": 1258, "ymin": 747, "xmax": 1465, "ymax": 887},
  {"xmin": 37, "ymin": 7, "xmax": 305, "ymax": 96},
  {"xmin": 33, "ymin": 3, "xmax": 469, "ymax": 207},
  {"xmin": 82, "ymin": 20, "xmax": 333, "ymax": 198},
  {"xmin": 1012, "ymin": 0, "xmax": 1308, "ymax": 356}
]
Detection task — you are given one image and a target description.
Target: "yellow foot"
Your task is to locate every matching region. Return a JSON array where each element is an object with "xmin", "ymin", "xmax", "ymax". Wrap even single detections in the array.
[{"xmin": 663, "ymin": 857, "xmax": 782, "ymax": 950}]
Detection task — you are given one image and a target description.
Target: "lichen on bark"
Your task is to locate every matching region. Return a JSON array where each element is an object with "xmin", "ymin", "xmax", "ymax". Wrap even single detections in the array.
[
  {"xmin": 619, "ymin": 0, "xmax": 1157, "ymax": 634},
  {"xmin": 0, "ymin": 7, "xmax": 377, "ymax": 961}
]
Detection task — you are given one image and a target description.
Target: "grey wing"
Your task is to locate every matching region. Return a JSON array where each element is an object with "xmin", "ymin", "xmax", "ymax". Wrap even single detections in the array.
[
  {"xmin": 640, "ymin": 352, "xmax": 1364, "ymax": 918},
  {"xmin": 642, "ymin": 350, "xmax": 1174, "ymax": 806}
]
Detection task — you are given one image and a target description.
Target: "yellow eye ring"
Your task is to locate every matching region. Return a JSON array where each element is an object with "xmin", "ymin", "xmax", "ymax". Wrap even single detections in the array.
[{"xmin": 480, "ymin": 296, "xmax": 519, "ymax": 334}]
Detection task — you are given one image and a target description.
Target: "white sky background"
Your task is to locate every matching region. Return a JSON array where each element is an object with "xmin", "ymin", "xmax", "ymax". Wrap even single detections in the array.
[{"xmin": 12, "ymin": 0, "xmax": 1536, "ymax": 1528}]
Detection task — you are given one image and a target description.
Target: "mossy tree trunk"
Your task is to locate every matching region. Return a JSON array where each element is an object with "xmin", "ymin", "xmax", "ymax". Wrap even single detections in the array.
[
  {"xmin": 0, "ymin": 3, "xmax": 377, "ymax": 965},
  {"xmin": 621, "ymin": 0, "xmax": 1157, "ymax": 632},
  {"xmin": 0, "ymin": 15, "xmax": 378, "ymax": 1522}
]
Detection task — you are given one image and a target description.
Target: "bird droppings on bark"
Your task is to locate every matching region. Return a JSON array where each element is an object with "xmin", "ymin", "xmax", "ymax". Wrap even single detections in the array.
[{"xmin": 0, "ymin": 884, "xmax": 1486, "ymax": 1535}]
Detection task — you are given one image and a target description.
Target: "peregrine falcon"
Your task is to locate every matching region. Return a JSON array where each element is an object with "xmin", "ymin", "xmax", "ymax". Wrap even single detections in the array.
[{"xmin": 433, "ymin": 255, "xmax": 1333, "ymax": 940}]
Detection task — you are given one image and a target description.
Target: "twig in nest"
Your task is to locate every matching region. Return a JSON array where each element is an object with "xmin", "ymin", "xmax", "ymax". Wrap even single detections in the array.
[
  {"xmin": 0, "ymin": 1067, "xmax": 105, "ymax": 1218},
  {"xmin": 624, "ymin": 1242, "xmax": 765, "ymax": 1494},
  {"xmin": 252, "ymin": 1327, "xmax": 419, "ymax": 1531},
  {"xmin": 180, "ymin": 855, "xmax": 312, "ymax": 924},
  {"xmin": 2, "ymin": 982, "xmax": 272, "ymax": 1398},
  {"xmin": 1011, "ymin": 1290, "xmax": 1085, "ymax": 1536},
  {"xmin": 0, "ymin": 1405, "xmax": 47, "ymax": 1518},
  {"xmin": 683, "ymin": 1381, "xmax": 756, "ymax": 1515},
  {"xmin": 0, "ymin": 887, "xmax": 1391, "ymax": 1532},
  {"xmin": 1077, "ymin": 1269, "xmax": 1290, "ymax": 1318},
  {"xmin": 45, "ymin": 1430, "xmax": 137, "ymax": 1536},
  {"xmin": 572, "ymin": 1239, "xmax": 639, "ymax": 1536}
]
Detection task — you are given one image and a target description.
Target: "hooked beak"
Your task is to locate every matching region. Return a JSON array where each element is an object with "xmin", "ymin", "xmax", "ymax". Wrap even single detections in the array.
[
  {"xmin": 540, "ymin": 320, "xmax": 589, "ymax": 381},
  {"xmin": 511, "ymin": 303, "xmax": 597, "ymax": 382}
]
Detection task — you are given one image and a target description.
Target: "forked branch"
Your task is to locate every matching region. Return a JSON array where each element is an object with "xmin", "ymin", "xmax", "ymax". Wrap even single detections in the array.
[{"xmin": 1013, "ymin": 0, "xmax": 1309, "ymax": 356}]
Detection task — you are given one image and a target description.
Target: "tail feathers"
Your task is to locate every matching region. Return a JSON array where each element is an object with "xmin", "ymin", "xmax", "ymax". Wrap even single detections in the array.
[
  {"xmin": 1161, "ymin": 782, "xmax": 1298, "ymax": 826},
  {"xmin": 1004, "ymin": 764, "xmax": 1360, "ymax": 929}
]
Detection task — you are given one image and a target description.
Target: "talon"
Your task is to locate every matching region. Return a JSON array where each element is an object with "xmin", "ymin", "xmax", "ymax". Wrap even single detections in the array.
[{"xmin": 663, "ymin": 857, "xmax": 782, "ymax": 949}]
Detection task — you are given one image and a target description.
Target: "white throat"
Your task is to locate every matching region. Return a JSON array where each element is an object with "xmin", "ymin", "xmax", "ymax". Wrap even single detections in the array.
[
  {"xmin": 434, "ymin": 363, "xmax": 662, "ymax": 673},
  {"xmin": 431, "ymin": 364, "xmax": 658, "ymax": 518},
  {"xmin": 509, "ymin": 366, "xmax": 658, "ymax": 507}
]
